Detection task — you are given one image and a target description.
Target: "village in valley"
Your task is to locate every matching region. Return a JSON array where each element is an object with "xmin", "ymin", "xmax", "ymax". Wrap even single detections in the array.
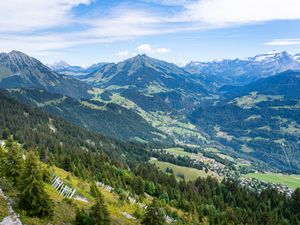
[{"xmin": 151, "ymin": 147, "xmax": 296, "ymax": 197}]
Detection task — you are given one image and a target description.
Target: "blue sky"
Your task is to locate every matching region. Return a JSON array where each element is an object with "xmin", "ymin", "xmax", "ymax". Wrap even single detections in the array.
[{"xmin": 1, "ymin": 0, "xmax": 300, "ymax": 66}]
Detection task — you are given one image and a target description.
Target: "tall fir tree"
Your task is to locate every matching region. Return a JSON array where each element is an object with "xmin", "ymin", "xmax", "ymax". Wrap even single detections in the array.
[
  {"xmin": 4, "ymin": 136, "xmax": 23, "ymax": 184},
  {"xmin": 18, "ymin": 151, "xmax": 53, "ymax": 218},
  {"xmin": 90, "ymin": 189, "xmax": 111, "ymax": 225},
  {"xmin": 292, "ymin": 188, "xmax": 300, "ymax": 213},
  {"xmin": 75, "ymin": 208, "xmax": 94, "ymax": 225},
  {"xmin": 142, "ymin": 199, "xmax": 165, "ymax": 225}
]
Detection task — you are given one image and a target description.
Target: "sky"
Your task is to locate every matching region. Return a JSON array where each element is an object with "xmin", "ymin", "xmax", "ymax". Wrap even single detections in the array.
[{"xmin": 1, "ymin": 0, "xmax": 300, "ymax": 66}]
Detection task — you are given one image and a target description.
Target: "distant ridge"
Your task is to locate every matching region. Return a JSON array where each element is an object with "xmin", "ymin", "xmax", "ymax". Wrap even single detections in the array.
[
  {"xmin": 184, "ymin": 51, "xmax": 300, "ymax": 85},
  {"xmin": 0, "ymin": 50, "xmax": 91, "ymax": 99}
]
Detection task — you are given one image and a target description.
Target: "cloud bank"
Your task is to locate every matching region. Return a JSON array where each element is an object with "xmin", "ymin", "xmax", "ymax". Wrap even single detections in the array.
[{"xmin": 0, "ymin": 0, "xmax": 300, "ymax": 57}]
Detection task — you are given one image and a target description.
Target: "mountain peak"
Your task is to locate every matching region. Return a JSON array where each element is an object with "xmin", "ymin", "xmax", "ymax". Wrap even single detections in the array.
[
  {"xmin": 136, "ymin": 53, "xmax": 148, "ymax": 57},
  {"xmin": 130, "ymin": 53, "xmax": 151, "ymax": 61},
  {"xmin": 7, "ymin": 50, "xmax": 31, "ymax": 59},
  {"xmin": 0, "ymin": 50, "xmax": 39, "ymax": 69},
  {"xmin": 8, "ymin": 50, "xmax": 26, "ymax": 55}
]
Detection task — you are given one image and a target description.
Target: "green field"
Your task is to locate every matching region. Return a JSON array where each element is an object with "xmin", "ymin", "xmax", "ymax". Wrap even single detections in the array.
[
  {"xmin": 149, "ymin": 158, "xmax": 216, "ymax": 181},
  {"xmin": 204, "ymin": 147, "xmax": 220, "ymax": 153},
  {"xmin": 164, "ymin": 147, "xmax": 192, "ymax": 157},
  {"xmin": 245, "ymin": 173, "xmax": 300, "ymax": 190}
]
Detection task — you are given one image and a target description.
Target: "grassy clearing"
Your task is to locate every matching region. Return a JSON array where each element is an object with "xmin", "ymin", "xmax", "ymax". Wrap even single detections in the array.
[
  {"xmin": 80, "ymin": 100, "xmax": 107, "ymax": 111},
  {"xmin": 164, "ymin": 147, "xmax": 230, "ymax": 168},
  {"xmin": 0, "ymin": 196, "xmax": 9, "ymax": 222},
  {"xmin": 232, "ymin": 92, "xmax": 283, "ymax": 109},
  {"xmin": 245, "ymin": 173, "xmax": 300, "ymax": 190},
  {"xmin": 149, "ymin": 158, "xmax": 214, "ymax": 181},
  {"xmin": 164, "ymin": 147, "xmax": 209, "ymax": 163},
  {"xmin": 216, "ymin": 153, "xmax": 234, "ymax": 161},
  {"xmin": 145, "ymin": 83, "xmax": 170, "ymax": 95},
  {"xmin": 204, "ymin": 147, "xmax": 220, "ymax": 153},
  {"xmin": 164, "ymin": 147, "xmax": 192, "ymax": 157}
]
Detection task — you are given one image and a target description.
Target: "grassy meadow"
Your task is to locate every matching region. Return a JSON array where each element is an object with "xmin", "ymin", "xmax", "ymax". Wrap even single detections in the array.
[
  {"xmin": 149, "ymin": 158, "xmax": 217, "ymax": 181},
  {"xmin": 245, "ymin": 172, "xmax": 300, "ymax": 190}
]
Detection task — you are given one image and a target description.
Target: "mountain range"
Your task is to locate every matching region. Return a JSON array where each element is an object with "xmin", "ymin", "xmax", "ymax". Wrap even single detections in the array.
[
  {"xmin": 1, "ymin": 50, "xmax": 300, "ymax": 172},
  {"xmin": 184, "ymin": 51, "xmax": 300, "ymax": 86}
]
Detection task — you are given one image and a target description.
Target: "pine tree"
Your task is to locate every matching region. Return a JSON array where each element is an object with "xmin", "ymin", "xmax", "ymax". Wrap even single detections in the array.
[
  {"xmin": 4, "ymin": 136, "xmax": 23, "ymax": 184},
  {"xmin": 292, "ymin": 188, "xmax": 300, "ymax": 213},
  {"xmin": 142, "ymin": 199, "xmax": 165, "ymax": 225},
  {"xmin": 133, "ymin": 176, "xmax": 144, "ymax": 196},
  {"xmin": 75, "ymin": 208, "xmax": 94, "ymax": 225},
  {"xmin": 18, "ymin": 151, "xmax": 53, "ymax": 218},
  {"xmin": 90, "ymin": 182, "xmax": 100, "ymax": 197},
  {"xmin": 90, "ymin": 190, "xmax": 110, "ymax": 225}
]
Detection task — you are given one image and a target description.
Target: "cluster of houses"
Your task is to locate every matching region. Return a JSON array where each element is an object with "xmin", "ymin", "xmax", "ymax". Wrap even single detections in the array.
[
  {"xmin": 152, "ymin": 148, "xmax": 296, "ymax": 198},
  {"xmin": 237, "ymin": 176, "xmax": 294, "ymax": 197}
]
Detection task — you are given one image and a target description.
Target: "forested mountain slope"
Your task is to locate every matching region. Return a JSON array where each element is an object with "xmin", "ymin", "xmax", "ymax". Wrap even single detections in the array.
[
  {"xmin": 0, "ymin": 89, "xmax": 152, "ymax": 172},
  {"xmin": 190, "ymin": 71, "xmax": 300, "ymax": 172},
  {"xmin": 7, "ymin": 88, "xmax": 165, "ymax": 142}
]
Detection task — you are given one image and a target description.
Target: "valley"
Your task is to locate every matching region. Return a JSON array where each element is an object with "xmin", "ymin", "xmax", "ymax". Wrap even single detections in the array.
[{"xmin": 0, "ymin": 50, "xmax": 299, "ymax": 225}]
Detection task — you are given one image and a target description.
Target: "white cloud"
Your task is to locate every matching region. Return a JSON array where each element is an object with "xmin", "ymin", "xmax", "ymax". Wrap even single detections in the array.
[
  {"xmin": 0, "ymin": 0, "xmax": 91, "ymax": 32},
  {"xmin": 265, "ymin": 39, "xmax": 300, "ymax": 46},
  {"xmin": 137, "ymin": 44, "xmax": 153, "ymax": 53},
  {"xmin": 143, "ymin": 0, "xmax": 191, "ymax": 6},
  {"xmin": 156, "ymin": 48, "xmax": 171, "ymax": 53},
  {"xmin": 116, "ymin": 51, "xmax": 129, "ymax": 57},
  {"xmin": 1, "ymin": 0, "xmax": 300, "ymax": 58},
  {"xmin": 184, "ymin": 0, "xmax": 300, "ymax": 27},
  {"xmin": 137, "ymin": 44, "xmax": 171, "ymax": 54}
]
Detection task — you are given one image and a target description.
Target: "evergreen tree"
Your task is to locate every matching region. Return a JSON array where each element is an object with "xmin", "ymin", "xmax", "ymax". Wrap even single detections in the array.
[
  {"xmin": 145, "ymin": 181, "xmax": 156, "ymax": 195},
  {"xmin": 75, "ymin": 208, "xmax": 94, "ymax": 225},
  {"xmin": 292, "ymin": 188, "xmax": 300, "ymax": 213},
  {"xmin": 18, "ymin": 151, "xmax": 53, "ymax": 218},
  {"xmin": 142, "ymin": 199, "xmax": 165, "ymax": 225},
  {"xmin": 4, "ymin": 136, "xmax": 23, "ymax": 184},
  {"xmin": 90, "ymin": 182, "xmax": 100, "ymax": 198},
  {"xmin": 90, "ymin": 190, "xmax": 110, "ymax": 225},
  {"xmin": 133, "ymin": 176, "xmax": 144, "ymax": 196}
]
